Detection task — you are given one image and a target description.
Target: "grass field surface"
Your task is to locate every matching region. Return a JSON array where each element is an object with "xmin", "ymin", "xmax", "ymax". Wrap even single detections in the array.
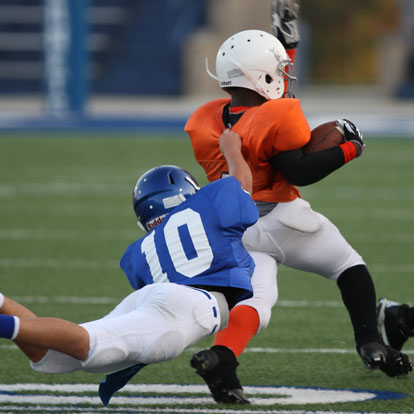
[{"xmin": 0, "ymin": 133, "xmax": 413, "ymax": 413}]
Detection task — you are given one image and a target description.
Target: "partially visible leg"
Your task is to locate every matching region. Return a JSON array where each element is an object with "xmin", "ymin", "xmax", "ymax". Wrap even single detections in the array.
[
  {"xmin": 255, "ymin": 200, "xmax": 412, "ymax": 378},
  {"xmin": 17, "ymin": 317, "xmax": 89, "ymax": 361},
  {"xmin": 191, "ymin": 252, "xmax": 278, "ymax": 404},
  {"xmin": 0, "ymin": 293, "xmax": 89, "ymax": 362},
  {"xmin": 213, "ymin": 252, "xmax": 278, "ymax": 356},
  {"xmin": 81, "ymin": 283, "xmax": 224, "ymax": 374},
  {"xmin": 0, "ymin": 293, "xmax": 48, "ymax": 361},
  {"xmin": 213, "ymin": 305, "xmax": 259, "ymax": 356},
  {"xmin": 335, "ymin": 261, "xmax": 412, "ymax": 377},
  {"xmin": 377, "ymin": 298, "xmax": 414, "ymax": 350},
  {"xmin": 337, "ymin": 265, "xmax": 381, "ymax": 347}
]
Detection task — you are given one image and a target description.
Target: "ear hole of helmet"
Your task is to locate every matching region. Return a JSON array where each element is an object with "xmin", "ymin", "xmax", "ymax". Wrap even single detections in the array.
[{"xmin": 265, "ymin": 74, "xmax": 273, "ymax": 84}]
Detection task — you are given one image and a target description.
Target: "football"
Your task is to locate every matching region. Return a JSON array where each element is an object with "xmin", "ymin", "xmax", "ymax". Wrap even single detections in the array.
[{"xmin": 303, "ymin": 121, "xmax": 345, "ymax": 154}]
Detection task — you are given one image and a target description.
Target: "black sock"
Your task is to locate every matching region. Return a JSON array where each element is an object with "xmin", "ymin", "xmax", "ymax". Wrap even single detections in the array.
[{"xmin": 337, "ymin": 265, "xmax": 382, "ymax": 348}]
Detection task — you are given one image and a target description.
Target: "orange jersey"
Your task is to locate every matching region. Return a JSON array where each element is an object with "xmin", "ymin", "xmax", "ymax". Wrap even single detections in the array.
[{"xmin": 185, "ymin": 97, "xmax": 311, "ymax": 203}]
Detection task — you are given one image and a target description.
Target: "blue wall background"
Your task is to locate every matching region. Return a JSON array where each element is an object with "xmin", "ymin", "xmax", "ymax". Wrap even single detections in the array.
[{"xmin": 0, "ymin": 0, "xmax": 206, "ymax": 95}]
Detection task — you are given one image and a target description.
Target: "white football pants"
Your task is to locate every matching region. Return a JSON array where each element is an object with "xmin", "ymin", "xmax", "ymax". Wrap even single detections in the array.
[
  {"xmin": 240, "ymin": 198, "xmax": 365, "ymax": 331},
  {"xmin": 31, "ymin": 283, "xmax": 226, "ymax": 374},
  {"xmin": 240, "ymin": 251, "xmax": 278, "ymax": 333}
]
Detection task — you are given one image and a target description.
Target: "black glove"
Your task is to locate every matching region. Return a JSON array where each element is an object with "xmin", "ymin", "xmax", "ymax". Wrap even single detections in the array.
[
  {"xmin": 271, "ymin": 0, "xmax": 300, "ymax": 49},
  {"xmin": 336, "ymin": 119, "xmax": 365, "ymax": 157}
]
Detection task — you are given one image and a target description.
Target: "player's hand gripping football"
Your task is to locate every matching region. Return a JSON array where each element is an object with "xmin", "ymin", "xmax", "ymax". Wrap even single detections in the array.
[
  {"xmin": 336, "ymin": 119, "xmax": 366, "ymax": 157},
  {"xmin": 271, "ymin": 0, "xmax": 300, "ymax": 49}
]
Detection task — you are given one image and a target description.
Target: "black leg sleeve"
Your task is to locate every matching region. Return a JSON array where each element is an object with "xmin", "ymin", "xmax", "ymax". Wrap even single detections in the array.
[{"xmin": 337, "ymin": 265, "xmax": 382, "ymax": 348}]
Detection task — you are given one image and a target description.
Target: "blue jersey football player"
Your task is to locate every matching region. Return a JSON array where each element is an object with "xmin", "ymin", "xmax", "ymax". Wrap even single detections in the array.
[
  {"xmin": 0, "ymin": 138, "xmax": 276, "ymax": 405},
  {"xmin": 121, "ymin": 166, "xmax": 257, "ymax": 308}
]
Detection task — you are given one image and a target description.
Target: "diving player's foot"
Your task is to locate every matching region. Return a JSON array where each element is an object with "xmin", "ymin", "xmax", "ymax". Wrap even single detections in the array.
[{"xmin": 190, "ymin": 345, "xmax": 250, "ymax": 404}]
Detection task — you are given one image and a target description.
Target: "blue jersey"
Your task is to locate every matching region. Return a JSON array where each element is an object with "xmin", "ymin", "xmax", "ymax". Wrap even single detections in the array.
[{"xmin": 120, "ymin": 177, "xmax": 258, "ymax": 306}]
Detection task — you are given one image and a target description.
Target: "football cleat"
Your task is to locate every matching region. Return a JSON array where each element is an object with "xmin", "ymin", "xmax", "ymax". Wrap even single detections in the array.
[
  {"xmin": 377, "ymin": 298, "xmax": 412, "ymax": 351},
  {"xmin": 358, "ymin": 341, "xmax": 413, "ymax": 378},
  {"xmin": 190, "ymin": 346, "xmax": 250, "ymax": 404},
  {"xmin": 380, "ymin": 345, "xmax": 413, "ymax": 377},
  {"xmin": 358, "ymin": 341, "xmax": 387, "ymax": 369}
]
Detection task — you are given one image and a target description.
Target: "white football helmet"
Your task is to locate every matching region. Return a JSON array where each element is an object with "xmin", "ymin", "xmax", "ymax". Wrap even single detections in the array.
[{"xmin": 207, "ymin": 30, "xmax": 296, "ymax": 99}]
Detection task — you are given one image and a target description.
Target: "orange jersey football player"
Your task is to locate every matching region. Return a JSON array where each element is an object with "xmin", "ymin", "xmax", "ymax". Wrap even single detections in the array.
[{"xmin": 186, "ymin": 0, "xmax": 412, "ymax": 404}]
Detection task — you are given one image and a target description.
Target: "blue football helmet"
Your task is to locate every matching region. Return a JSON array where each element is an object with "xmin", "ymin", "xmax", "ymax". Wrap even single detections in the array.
[{"xmin": 133, "ymin": 165, "xmax": 200, "ymax": 232}]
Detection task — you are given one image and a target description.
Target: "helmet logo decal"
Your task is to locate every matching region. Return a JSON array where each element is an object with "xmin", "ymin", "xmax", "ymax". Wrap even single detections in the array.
[
  {"xmin": 146, "ymin": 214, "xmax": 167, "ymax": 231},
  {"xmin": 227, "ymin": 68, "xmax": 244, "ymax": 78}
]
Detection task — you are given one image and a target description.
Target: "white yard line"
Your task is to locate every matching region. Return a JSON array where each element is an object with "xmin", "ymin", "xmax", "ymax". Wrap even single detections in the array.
[
  {"xmin": 0, "ymin": 228, "xmax": 137, "ymax": 240},
  {"xmin": 0, "ymin": 228, "xmax": 413, "ymax": 242},
  {"xmin": 0, "ymin": 407, "xmax": 406, "ymax": 414},
  {"xmin": 6, "ymin": 296, "xmax": 412, "ymax": 309},
  {"xmin": 0, "ymin": 182, "xmax": 129, "ymax": 197},
  {"xmin": 0, "ymin": 383, "xmax": 399, "ymax": 406},
  {"xmin": 2, "ymin": 344, "xmax": 413, "ymax": 354},
  {"xmin": 12, "ymin": 295, "xmax": 120, "ymax": 304},
  {"xmin": 0, "ymin": 258, "xmax": 119, "ymax": 269},
  {"xmin": 1, "ymin": 258, "xmax": 414, "ymax": 274}
]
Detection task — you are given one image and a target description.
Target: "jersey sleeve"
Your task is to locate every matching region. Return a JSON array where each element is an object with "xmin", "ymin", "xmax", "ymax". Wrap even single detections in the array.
[
  {"xmin": 120, "ymin": 239, "xmax": 149, "ymax": 290},
  {"xmin": 273, "ymin": 100, "xmax": 310, "ymax": 152},
  {"xmin": 185, "ymin": 99, "xmax": 231, "ymax": 183},
  {"xmin": 253, "ymin": 99, "xmax": 310, "ymax": 155},
  {"xmin": 206, "ymin": 177, "xmax": 259, "ymax": 231}
]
